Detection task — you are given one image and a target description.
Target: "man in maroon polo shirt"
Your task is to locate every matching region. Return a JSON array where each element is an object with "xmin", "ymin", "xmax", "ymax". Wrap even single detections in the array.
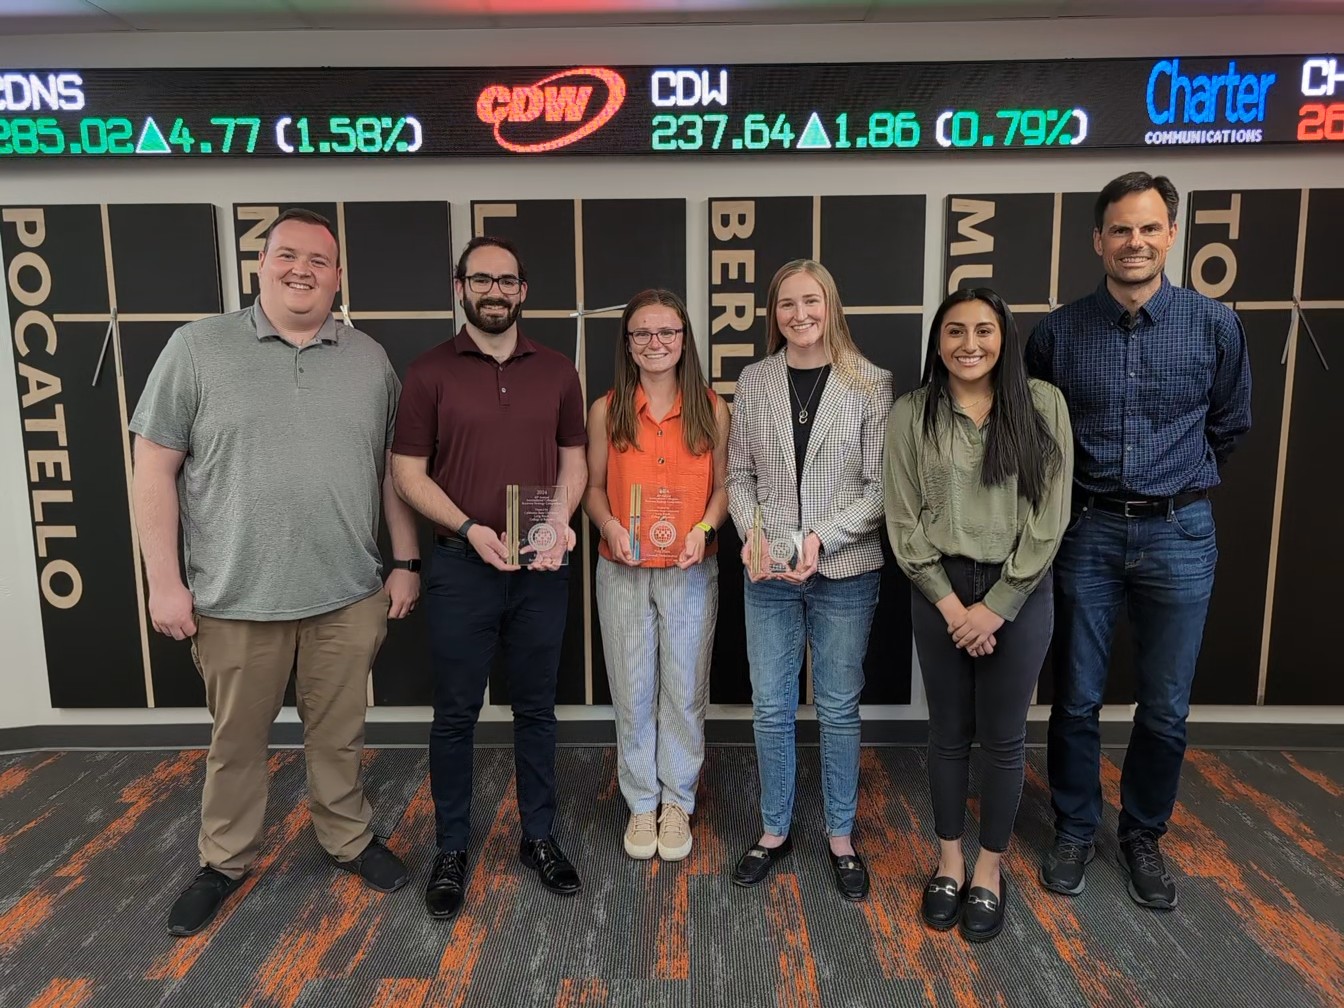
[{"xmin": 391, "ymin": 236, "xmax": 588, "ymax": 919}]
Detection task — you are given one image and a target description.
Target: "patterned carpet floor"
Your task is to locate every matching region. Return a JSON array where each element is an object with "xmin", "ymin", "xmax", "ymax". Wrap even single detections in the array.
[{"xmin": 0, "ymin": 743, "xmax": 1340, "ymax": 1008}]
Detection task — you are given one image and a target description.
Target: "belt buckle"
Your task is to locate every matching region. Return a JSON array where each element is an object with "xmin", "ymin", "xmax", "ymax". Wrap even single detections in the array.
[{"xmin": 1122, "ymin": 500, "xmax": 1148, "ymax": 518}]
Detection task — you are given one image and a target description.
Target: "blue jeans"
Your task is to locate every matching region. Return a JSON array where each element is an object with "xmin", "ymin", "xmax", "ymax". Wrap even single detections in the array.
[
  {"xmin": 1047, "ymin": 498, "xmax": 1217, "ymax": 844},
  {"xmin": 745, "ymin": 570, "xmax": 880, "ymax": 837}
]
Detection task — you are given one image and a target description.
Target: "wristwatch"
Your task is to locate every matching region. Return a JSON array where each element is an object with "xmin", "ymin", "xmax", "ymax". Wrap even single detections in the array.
[
  {"xmin": 387, "ymin": 558, "xmax": 422, "ymax": 572},
  {"xmin": 695, "ymin": 521, "xmax": 717, "ymax": 544}
]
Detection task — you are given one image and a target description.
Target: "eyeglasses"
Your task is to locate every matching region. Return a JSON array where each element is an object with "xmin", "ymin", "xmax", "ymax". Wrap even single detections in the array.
[
  {"xmin": 628, "ymin": 328, "xmax": 683, "ymax": 346},
  {"xmin": 463, "ymin": 273, "xmax": 523, "ymax": 295}
]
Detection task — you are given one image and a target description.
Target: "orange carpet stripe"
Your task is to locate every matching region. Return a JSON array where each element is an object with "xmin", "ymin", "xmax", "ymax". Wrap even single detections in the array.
[
  {"xmin": 598, "ymin": 748, "xmax": 619, "ymax": 802},
  {"xmin": 0, "ymin": 754, "xmax": 61, "ymax": 801},
  {"xmin": 684, "ymin": 749, "xmax": 723, "ymax": 877},
  {"xmin": 241, "ymin": 759, "xmax": 438, "ymax": 1008},
  {"xmin": 764, "ymin": 874, "xmax": 822, "ymax": 1008},
  {"xmin": 0, "ymin": 808, "xmax": 54, "ymax": 856},
  {"xmin": 655, "ymin": 872, "xmax": 690, "ymax": 980},
  {"xmin": 370, "ymin": 979, "xmax": 430, "ymax": 1008},
  {"xmin": 1186, "ymin": 750, "xmax": 1344, "ymax": 876},
  {"xmin": 0, "ymin": 751, "xmax": 205, "ymax": 955},
  {"xmin": 855, "ymin": 750, "xmax": 982, "ymax": 1008},
  {"xmin": 1015, "ymin": 763, "xmax": 1146, "ymax": 1008},
  {"xmin": 554, "ymin": 978, "xmax": 609, "ymax": 1007},
  {"xmin": 1101, "ymin": 754, "xmax": 1344, "ymax": 1005},
  {"xmin": 146, "ymin": 751, "xmax": 307, "ymax": 981},
  {"xmin": 427, "ymin": 778, "xmax": 521, "ymax": 1008},
  {"xmin": 1282, "ymin": 753, "xmax": 1344, "ymax": 799},
  {"xmin": 23, "ymin": 977, "xmax": 93, "ymax": 1008}
]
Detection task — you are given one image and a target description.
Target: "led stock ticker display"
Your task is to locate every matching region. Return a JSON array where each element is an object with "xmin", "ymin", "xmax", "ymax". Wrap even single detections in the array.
[{"xmin": 0, "ymin": 55, "xmax": 1340, "ymax": 159}]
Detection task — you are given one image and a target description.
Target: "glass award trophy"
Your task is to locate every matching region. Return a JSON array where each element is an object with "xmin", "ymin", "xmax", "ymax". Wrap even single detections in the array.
[
  {"xmin": 505, "ymin": 485, "xmax": 569, "ymax": 566},
  {"xmin": 747, "ymin": 504, "xmax": 802, "ymax": 578},
  {"xmin": 632, "ymin": 484, "xmax": 685, "ymax": 562}
]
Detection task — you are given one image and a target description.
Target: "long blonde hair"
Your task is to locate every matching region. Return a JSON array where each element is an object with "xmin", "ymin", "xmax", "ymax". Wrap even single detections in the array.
[
  {"xmin": 764, "ymin": 259, "xmax": 871, "ymax": 392},
  {"xmin": 608, "ymin": 289, "xmax": 717, "ymax": 455}
]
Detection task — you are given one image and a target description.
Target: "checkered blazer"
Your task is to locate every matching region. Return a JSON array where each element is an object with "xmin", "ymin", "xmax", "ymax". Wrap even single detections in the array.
[{"xmin": 727, "ymin": 351, "xmax": 894, "ymax": 580}]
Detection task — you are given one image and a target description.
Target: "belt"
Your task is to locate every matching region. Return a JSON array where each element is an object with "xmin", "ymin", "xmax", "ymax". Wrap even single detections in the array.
[
  {"xmin": 1080, "ymin": 488, "xmax": 1207, "ymax": 518},
  {"xmin": 434, "ymin": 532, "xmax": 464, "ymax": 547}
]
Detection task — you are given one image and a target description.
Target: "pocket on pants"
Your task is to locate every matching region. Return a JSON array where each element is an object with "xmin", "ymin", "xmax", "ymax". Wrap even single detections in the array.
[{"xmin": 1170, "ymin": 500, "xmax": 1215, "ymax": 541}]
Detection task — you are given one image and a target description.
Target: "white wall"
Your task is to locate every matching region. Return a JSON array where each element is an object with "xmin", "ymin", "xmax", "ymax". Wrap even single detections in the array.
[{"xmin": 3, "ymin": 17, "xmax": 1343, "ymax": 731}]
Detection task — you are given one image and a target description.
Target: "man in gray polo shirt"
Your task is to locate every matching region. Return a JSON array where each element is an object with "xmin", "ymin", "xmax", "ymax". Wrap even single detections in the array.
[{"xmin": 130, "ymin": 208, "xmax": 422, "ymax": 936}]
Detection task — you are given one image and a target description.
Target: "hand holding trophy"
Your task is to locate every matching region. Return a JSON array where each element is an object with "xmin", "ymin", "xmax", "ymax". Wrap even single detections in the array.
[{"xmin": 744, "ymin": 504, "xmax": 803, "ymax": 582}]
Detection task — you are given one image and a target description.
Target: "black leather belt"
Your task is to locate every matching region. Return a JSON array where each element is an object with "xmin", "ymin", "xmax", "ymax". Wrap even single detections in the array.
[
  {"xmin": 1080, "ymin": 488, "xmax": 1207, "ymax": 518},
  {"xmin": 434, "ymin": 532, "xmax": 464, "ymax": 547}
]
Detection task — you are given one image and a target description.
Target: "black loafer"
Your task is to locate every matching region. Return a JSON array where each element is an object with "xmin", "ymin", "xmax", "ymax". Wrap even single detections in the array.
[
  {"xmin": 829, "ymin": 852, "xmax": 870, "ymax": 901},
  {"xmin": 333, "ymin": 838, "xmax": 409, "ymax": 893},
  {"xmin": 425, "ymin": 849, "xmax": 468, "ymax": 919},
  {"xmin": 730, "ymin": 836, "xmax": 793, "ymax": 887},
  {"xmin": 921, "ymin": 872, "xmax": 968, "ymax": 930},
  {"xmin": 519, "ymin": 837, "xmax": 582, "ymax": 895},
  {"xmin": 960, "ymin": 876, "xmax": 1008, "ymax": 943},
  {"xmin": 167, "ymin": 866, "xmax": 242, "ymax": 937}
]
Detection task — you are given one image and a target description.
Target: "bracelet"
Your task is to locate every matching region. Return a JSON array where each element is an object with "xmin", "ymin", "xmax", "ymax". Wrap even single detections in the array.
[{"xmin": 600, "ymin": 516, "xmax": 621, "ymax": 538}]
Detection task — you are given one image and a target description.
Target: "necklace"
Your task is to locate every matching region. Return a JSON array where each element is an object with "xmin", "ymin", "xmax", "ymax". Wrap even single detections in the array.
[
  {"xmin": 953, "ymin": 391, "xmax": 993, "ymax": 412},
  {"xmin": 788, "ymin": 364, "xmax": 829, "ymax": 425}
]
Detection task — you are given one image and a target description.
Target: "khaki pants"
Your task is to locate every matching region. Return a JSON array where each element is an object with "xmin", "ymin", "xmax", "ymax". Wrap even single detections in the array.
[{"xmin": 191, "ymin": 590, "xmax": 389, "ymax": 877}]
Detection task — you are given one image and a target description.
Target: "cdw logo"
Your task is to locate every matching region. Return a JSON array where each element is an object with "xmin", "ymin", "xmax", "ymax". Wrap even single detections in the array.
[{"xmin": 476, "ymin": 67, "xmax": 626, "ymax": 153}]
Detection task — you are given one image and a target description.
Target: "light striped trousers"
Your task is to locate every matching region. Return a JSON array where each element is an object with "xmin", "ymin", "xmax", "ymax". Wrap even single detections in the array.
[{"xmin": 595, "ymin": 555, "xmax": 719, "ymax": 813}]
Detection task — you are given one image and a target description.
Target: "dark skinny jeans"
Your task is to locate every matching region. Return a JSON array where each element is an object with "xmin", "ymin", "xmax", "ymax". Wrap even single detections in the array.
[{"xmin": 912, "ymin": 558, "xmax": 1053, "ymax": 853}]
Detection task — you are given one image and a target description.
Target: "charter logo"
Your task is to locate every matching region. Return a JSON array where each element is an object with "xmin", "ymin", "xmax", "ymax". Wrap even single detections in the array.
[
  {"xmin": 1143, "ymin": 59, "xmax": 1275, "ymax": 145},
  {"xmin": 476, "ymin": 67, "xmax": 626, "ymax": 153}
]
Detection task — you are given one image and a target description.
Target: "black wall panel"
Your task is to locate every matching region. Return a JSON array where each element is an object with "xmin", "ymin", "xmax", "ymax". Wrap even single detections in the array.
[{"xmin": 3, "ymin": 203, "xmax": 222, "ymax": 708}]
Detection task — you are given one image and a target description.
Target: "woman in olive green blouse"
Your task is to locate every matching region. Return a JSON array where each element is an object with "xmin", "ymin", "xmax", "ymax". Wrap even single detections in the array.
[{"xmin": 884, "ymin": 287, "xmax": 1072, "ymax": 943}]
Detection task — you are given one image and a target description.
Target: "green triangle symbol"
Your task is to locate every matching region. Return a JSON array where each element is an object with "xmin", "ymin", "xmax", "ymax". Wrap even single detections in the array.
[
  {"xmin": 796, "ymin": 112, "xmax": 832, "ymax": 150},
  {"xmin": 136, "ymin": 117, "xmax": 171, "ymax": 154}
]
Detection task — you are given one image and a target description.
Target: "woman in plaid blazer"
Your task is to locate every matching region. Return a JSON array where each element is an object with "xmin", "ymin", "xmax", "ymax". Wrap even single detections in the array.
[{"xmin": 725, "ymin": 259, "xmax": 894, "ymax": 901}]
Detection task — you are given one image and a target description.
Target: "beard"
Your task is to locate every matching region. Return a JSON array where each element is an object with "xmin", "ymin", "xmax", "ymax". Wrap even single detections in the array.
[{"xmin": 462, "ymin": 294, "xmax": 521, "ymax": 335}]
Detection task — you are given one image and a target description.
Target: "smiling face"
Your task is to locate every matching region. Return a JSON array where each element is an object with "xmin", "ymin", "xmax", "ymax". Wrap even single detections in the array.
[
  {"xmin": 1094, "ymin": 188, "xmax": 1176, "ymax": 294},
  {"xmin": 937, "ymin": 298, "xmax": 1002, "ymax": 388},
  {"xmin": 257, "ymin": 219, "xmax": 341, "ymax": 331},
  {"xmin": 626, "ymin": 304, "xmax": 684, "ymax": 379},
  {"xmin": 455, "ymin": 243, "xmax": 527, "ymax": 336},
  {"xmin": 774, "ymin": 271, "xmax": 828, "ymax": 364}
]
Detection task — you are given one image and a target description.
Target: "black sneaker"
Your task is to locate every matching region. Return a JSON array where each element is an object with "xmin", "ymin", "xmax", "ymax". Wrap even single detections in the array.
[
  {"xmin": 1119, "ymin": 830, "xmax": 1177, "ymax": 910},
  {"xmin": 1039, "ymin": 836, "xmax": 1095, "ymax": 895},
  {"xmin": 333, "ymin": 838, "xmax": 409, "ymax": 893},
  {"xmin": 167, "ymin": 866, "xmax": 242, "ymax": 936}
]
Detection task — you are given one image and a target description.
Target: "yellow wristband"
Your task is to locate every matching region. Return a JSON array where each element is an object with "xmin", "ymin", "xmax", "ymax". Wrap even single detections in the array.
[{"xmin": 695, "ymin": 522, "xmax": 713, "ymax": 534}]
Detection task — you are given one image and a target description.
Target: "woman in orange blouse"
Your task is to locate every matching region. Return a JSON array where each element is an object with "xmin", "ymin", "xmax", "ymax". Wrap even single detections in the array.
[{"xmin": 583, "ymin": 289, "xmax": 730, "ymax": 863}]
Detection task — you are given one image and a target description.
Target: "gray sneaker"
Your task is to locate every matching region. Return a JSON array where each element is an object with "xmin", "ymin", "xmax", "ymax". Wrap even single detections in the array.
[{"xmin": 1039, "ymin": 835, "xmax": 1095, "ymax": 895}]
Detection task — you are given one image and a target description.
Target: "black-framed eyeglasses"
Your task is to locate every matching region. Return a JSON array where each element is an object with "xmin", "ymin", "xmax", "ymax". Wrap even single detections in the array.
[
  {"xmin": 628, "ymin": 327, "xmax": 683, "ymax": 346},
  {"xmin": 463, "ymin": 272, "xmax": 523, "ymax": 295}
]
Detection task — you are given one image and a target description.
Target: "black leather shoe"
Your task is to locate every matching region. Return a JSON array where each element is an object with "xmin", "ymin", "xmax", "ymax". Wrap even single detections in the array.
[
  {"xmin": 1039, "ymin": 835, "xmax": 1095, "ymax": 896},
  {"xmin": 425, "ymin": 849, "xmax": 468, "ymax": 919},
  {"xmin": 334, "ymin": 838, "xmax": 408, "ymax": 893},
  {"xmin": 829, "ymin": 851, "xmax": 869, "ymax": 901},
  {"xmin": 960, "ymin": 876, "xmax": 1008, "ymax": 943},
  {"xmin": 167, "ymin": 866, "xmax": 242, "ymax": 936},
  {"xmin": 730, "ymin": 836, "xmax": 793, "ymax": 887},
  {"xmin": 1119, "ymin": 829, "xmax": 1177, "ymax": 910},
  {"xmin": 921, "ymin": 872, "xmax": 968, "ymax": 930},
  {"xmin": 519, "ymin": 837, "xmax": 582, "ymax": 895}
]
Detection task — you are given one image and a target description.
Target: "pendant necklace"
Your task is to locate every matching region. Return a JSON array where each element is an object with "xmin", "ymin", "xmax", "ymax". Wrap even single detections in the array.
[{"xmin": 788, "ymin": 364, "xmax": 829, "ymax": 425}]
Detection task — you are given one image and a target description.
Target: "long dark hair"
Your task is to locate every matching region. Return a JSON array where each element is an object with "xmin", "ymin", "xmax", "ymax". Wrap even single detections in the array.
[
  {"xmin": 921, "ymin": 288, "xmax": 1060, "ymax": 506},
  {"xmin": 609, "ymin": 289, "xmax": 717, "ymax": 455}
]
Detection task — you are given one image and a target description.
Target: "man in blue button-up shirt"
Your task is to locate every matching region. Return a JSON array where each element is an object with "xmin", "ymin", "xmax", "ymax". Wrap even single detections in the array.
[{"xmin": 1027, "ymin": 172, "xmax": 1251, "ymax": 913}]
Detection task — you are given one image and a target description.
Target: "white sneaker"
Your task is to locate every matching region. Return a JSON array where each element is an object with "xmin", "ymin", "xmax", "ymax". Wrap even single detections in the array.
[
  {"xmin": 624, "ymin": 811, "xmax": 658, "ymax": 859},
  {"xmin": 657, "ymin": 804, "xmax": 692, "ymax": 861}
]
